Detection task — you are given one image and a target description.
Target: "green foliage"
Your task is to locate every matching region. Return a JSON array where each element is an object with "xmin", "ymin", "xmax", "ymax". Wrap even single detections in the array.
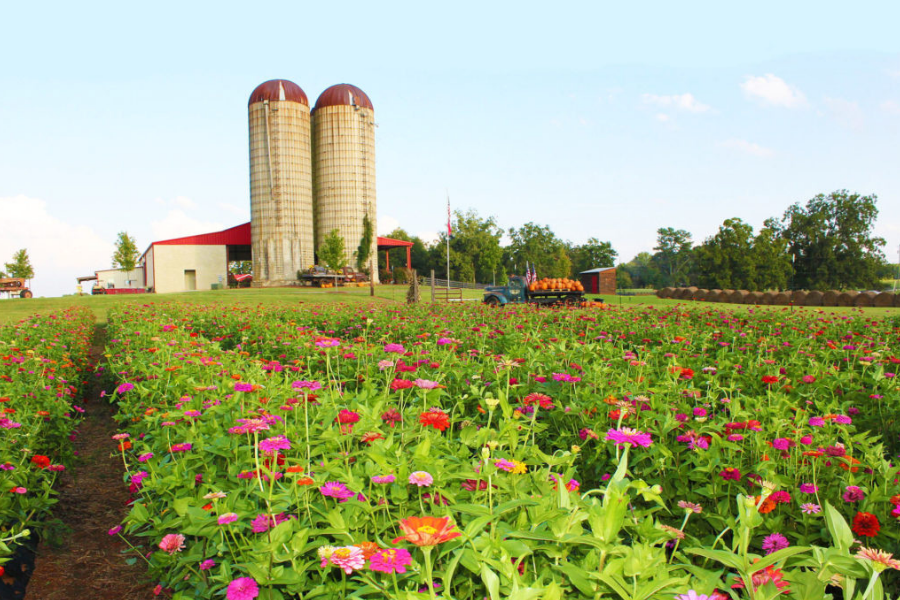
[
  {"xmin": 568, "ymin": 238, "xmax": 618, "ymax": 276},
  {"xmin": 378, "ymin": 227, "xmax": 432, "ymax": 277},
  {"xmin": 4, "ymin": 248, "xmax": 34, "ymax": 280},
  {"xmin": 433, "ymin": 210, "xmax": 504, "ymax": 283},
  {"xmin": 318, "ymin": 229, "xmax": 348, "ymax": 272},
  {"xmin": 615, "ymin": 266, "xmax": 633, "ymax": 289},
  {"xmin": 229, "ymin": 260, "xmax": 252, "ymax": 275},
  {"xmin": 779, "ymin": 189, "xmax": 886, "ymax": 290},
  {"xmin": 505, "ymin": 222, "xmax": 571, "ymax": 279},
  {"xmin": 695, "ymin": 218, "xmax": 759, "ymax": 290},
  {"xmin": 356, "ymin": 213, "xmax": 374, "ymax": 271},
  {"xmin": 112, "ymin": 232, "xmax": 139, "ymax": 274},
  {"xmin": 618, "ymin": 252, "xmax": 663, "ymax": 289},
  {"xmin": 652, "ymin": 228, "xmax": 694, "ymax": 287}
]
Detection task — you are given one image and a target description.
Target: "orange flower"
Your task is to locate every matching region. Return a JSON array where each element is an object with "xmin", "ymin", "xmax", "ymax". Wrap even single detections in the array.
[
  {"xmin": 285, "ymin": 465, "xmax": 305, "ymax": 473},
  {"xmin": 419, "ymin": 409, "xmax": 450, "ymax": 432},
  {"xmin": 393, "ymin": 516, "xmax": 461, "ymax": 547},
  {"xmin": 356, "ymin": 541, "xmax": 380, "ymax": 559},
  {"xmin": 297, "ymin": 477, "xmax": 314, "ymax": 486}
]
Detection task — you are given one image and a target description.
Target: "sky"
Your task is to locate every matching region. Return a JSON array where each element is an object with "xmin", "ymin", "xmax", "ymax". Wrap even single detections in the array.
[{"xmin": 2, "ymin": 0, "xmax": 899, "ymax": 297}]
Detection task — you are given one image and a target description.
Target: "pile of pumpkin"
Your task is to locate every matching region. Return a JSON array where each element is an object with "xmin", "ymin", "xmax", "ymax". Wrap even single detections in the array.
[{"xmin": 528, "ymin": 277, "xmax": 584, "ymax": 292}]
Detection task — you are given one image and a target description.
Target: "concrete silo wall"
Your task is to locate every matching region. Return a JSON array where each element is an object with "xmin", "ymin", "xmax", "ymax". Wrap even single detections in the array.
[{"xmin": 249, "ymin": 100, "xmax": 314, "ymax": 284}]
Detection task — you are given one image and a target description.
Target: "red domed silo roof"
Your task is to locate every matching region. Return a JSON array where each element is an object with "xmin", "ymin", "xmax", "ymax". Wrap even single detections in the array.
[
  {"xmin": 314, "ymin": 84, "xmax": 373, "ymax": 111},
  {"xmin": 248, "ymin": 80, "xmax": 308, "ymax": 106}
]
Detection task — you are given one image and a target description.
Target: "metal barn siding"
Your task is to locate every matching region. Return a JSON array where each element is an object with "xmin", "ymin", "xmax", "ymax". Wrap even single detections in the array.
[
  {"xmin": 248, "ymin": 79, "xmax": 315, "ymax": 285},
  {"xmin": 312, "ymin": 84, "xmax": 378, "ymax": 282},
  {"xmin": 579, "ymin": 267, "xmax": 617, "ymax": 296}
]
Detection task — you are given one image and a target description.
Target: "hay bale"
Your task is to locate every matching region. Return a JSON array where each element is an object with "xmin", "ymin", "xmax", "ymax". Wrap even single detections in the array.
[
  {"xmin": 727, "ymin": 290, "xmax": 746, "ymax": 304},
  {"xmin": 744, "ymin": 291, "xmax": 764, "ymax": 305},
  {"xmin": 895, "ymin": 293, "xmax": 900, "ymax": 307},
  {"xmin": 771, "ymin": 291, "xmax": 790, "ymax": 305},
  {"xmin": 821, "ymin": 290, "xmax": 840, "ymax": 306},
  {"xmin": 853, "ymin": 291, "xmax": 877, "ymax": 307},
  {"xmin": 873, "ymin": 292, "xmax": 895, "ymax": 307},
  {"xmin": 805, "ymin": 291, "xmax": 824, "ymax": 306},
  {"xmin": 677, "ymin": 286, "xmax": 698, "ymax": 300},
  {"xmin": 658, "ymin": 287, "xmax": 675, "ymax": 299},
  {"xmin": 791, "ymin": 290, "xmax": 807, "ymax": 305},
  {"xmin": 836, "ymin": 291, "xmax": 859, "ymax": 307},
  {"xmin": 693, "ymin": 289, "xmax": 710, "ymax": 301}
]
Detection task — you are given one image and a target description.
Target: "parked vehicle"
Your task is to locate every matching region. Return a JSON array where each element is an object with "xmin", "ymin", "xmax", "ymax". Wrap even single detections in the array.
[
  {"xmin": 483, "ymin": 275, "xmax": 585, "ymax": 306},
  {"xmin": 0, "ymin": 278, "xmax": 32, "ymax": 298}
]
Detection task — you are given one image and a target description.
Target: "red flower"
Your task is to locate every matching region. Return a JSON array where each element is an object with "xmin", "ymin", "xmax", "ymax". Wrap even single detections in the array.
[
  {"xmin": 852, "ymin": 512, "xmax": 881, "ymax": 537},
  {"xmin": 360, "ymin": 431, "xmax": 384, "ymax": 444},
  {"xmin": 30, "ymin": 455, "xmax": 50, "ymax": 469},
  {"xmin": 761, "ymin": 375, "xmax": 779, "ymax": 385},
  {"xmin": 381, "ymin": 408, "xmax": 402, "ymax": 428},
  {"xmin": 418, "ymin": 409, "xmax": 450, "ymax": 432}
]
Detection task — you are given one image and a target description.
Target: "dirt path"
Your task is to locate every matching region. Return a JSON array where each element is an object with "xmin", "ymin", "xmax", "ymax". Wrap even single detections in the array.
[{"xmin": 27, "ymin": 326, "xmax": 155, "ymax": 600}]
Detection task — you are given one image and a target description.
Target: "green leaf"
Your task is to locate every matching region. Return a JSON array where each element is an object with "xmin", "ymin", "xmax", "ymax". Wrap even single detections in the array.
[
  {"xmin": 172, "ymin": 497, "xmax": 190, "ymax": 517},
  {"xmin": 481, "ymin": 565, "xmax": 500, "ymax": 600},
  {"xmin": 685, "ymin": 547, "xmax": 746, "ymax": 572},
  {"xmin": 749, "ymin": 546, "xmax": 810, "ymax": 573}
]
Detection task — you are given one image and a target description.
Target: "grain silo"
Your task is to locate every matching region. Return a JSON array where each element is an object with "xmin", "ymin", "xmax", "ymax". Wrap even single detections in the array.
[
  {"xmin": 312, "ymin": 84, "xmax": 377, "ymax": 282},
  {"xmin": 248, "ymin": 79, "xmax": 314, "ymax": 285}
]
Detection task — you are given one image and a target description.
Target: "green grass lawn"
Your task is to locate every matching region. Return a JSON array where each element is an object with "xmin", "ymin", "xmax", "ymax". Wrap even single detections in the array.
[{"xmin": 1, "ymin": 285, "xmax": 896, "ymax": 326}]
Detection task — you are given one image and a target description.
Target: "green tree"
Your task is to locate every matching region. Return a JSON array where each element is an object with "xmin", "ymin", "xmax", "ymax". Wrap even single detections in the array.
[
  {"xmin": 568, "ymin": 238, "xmax": 618, "ymax": 276},
  {"xmin": 112, "ymin": 232, "xmax": 139, "ymax": 284},
  {"xmin": 695, "ymin": 218, "xmax": 757, "ymax": 290},
  {"xmin": 620, "ymin": 252, "xmax": 663, "ymax": 289},
  {"xmin": 780, "ymin": 190, "xmax": 886, "ymax": 290},
  {"xmin": 431, "ymin": 210, "xmax": 504, "ymax": 283},
  {"xmin": 5, "ymin": 249, "xmax": 35, "ymax": 281},
  {"xmin": 229, "ymin": 260, "xmax": 252, "ymax": 275},
  {"xmin": 505, "ymin": 222, "xmax": 571, "ymax": 279},
  {"xmin": 378, "ymin": 228, "xmax": 432, "ymax": 275},
  {"xmin": 356, "ymin": 213, "xmax": 374, "ymax": 272},
  {"xmin": 752, "ymin": 218, "xmax": 792, "ymax": 290},
  {"xmin": 652, "ymin": 228, "xmax": 694, "ymax": 287},
  {"xmin": 616, "ymin": 266, "xmax": 633, "ymax": 289},
  {"xmin": 318, "ymin": 229, "xmax": 348, "ymax": 272}
]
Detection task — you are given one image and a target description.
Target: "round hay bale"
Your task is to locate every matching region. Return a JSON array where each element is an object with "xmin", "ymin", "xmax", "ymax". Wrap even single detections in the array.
[
  {"xmin": 895, "ymin": 293, "xmax": 900, "ymax": 307},
  {"xmin": 873, "ymin": 292, "xmax": 895, "ymax": 307},
  {"xmin": 693, "ymin": 289, "xmax": 710, "ymax": 301},
  {"xmin": 854, "ymin": 291, "xmax": 877, "ymax": 307},
  {"xmin": 805, "ymin": 290, "xmax": 824, "ymax": 306},
  {"xmin": 658, "ymin": 287, "xmax": 675, "ymax": 299},
  {"xmin": 716, "ymin": 289, "xmax": 734, "ymax": 303},
  {"xmin": 821, "ymin": 290, "xmax": 840, "ymax": 306},
  {"xmin": 677, "ymin": 286, "xmax": 698, "ymax": 300},
  {"xmin": 728, "ymin": 290, "xmax": 748, "ymax": 304},
  {"xmin": 770, "ymin": 291, "xmax": 790, "ymax": 305},
  {"xmin": 744, "ymin": 291, "xmax": 764, "ymax": 305},
  {"xmin": 836, "ymin": 291, "xmax": 859, "ymax": 307},
  {"xmin": 790, "ymin": 290, "xmax": 807, "ymax": 305}
]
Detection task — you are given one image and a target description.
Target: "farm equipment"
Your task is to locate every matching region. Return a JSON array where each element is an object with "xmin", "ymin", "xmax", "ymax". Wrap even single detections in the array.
[
  {"xmin": 299, "ymin": 266, "xmax": 369, "ymax": 287},
  {"xmin": 483, "ymin": 275, "xmax": 585, "ymax": 306},
  {"xmin": 0, "ymin": 278, "xmax": 32, "ymax": 298}
]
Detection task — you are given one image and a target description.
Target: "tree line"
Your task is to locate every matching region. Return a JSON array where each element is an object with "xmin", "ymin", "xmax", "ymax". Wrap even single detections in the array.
[{"xmin": 617, "ymin": 190, "xmax": 893, "ymax": 291}]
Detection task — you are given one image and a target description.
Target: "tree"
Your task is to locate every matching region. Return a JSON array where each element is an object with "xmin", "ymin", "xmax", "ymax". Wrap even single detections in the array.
[
  {"xmin": 620, "ymin": 252, "xmax": 663, "ymax": 289},
  {"xmin": 752, "ymin": 218, "xmax": 792, "ymax": 290},
  {"xmin": 568, "ymin": 238, "xmax": 618, "ymax": 276},
  {"xmin": 430, "ymin": 210, "xmax": 504, "ymax": 283},
  {"xmin": 505, "ymin": 222, "xmax": 571, "ymax": 279},
  {"xmin": 318, "ymin": 229, "xmax": 348, "ymax": 272},
  {"xmin": 652, "ymin": 228, "xmax": 694, "ymax": 287},
  {"xmin": 356, "ymin": 213, "xmax": 374, "ymax": 272},
  {"xmin": 229, "ymin": 260, "xmax": 252, "ymax": 275},
  {"xmin": 5, "ymin": 249, "xmax": 35, "ymax": 281},
  {"xmin": 112, "ymin": 232, "xmax": 139, "ymax": 284},
  {"xmin": 378, "ymin": 228, "xmax": 432, "ymax": 275},
  {"xmin": 616, "ymin": 266, "xmax": 633, "ymax": 289},
  {"xmin": 695, "ymin": 218, "xmax": 757, "ymax": 290},
  {"xmin": 779, "ymin": 190, "xmax": 886, "ymax": 290}
]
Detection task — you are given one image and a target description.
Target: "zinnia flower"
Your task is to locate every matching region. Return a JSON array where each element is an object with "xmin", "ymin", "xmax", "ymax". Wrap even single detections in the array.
[
  {"xmin": 320, "ymin": 482, "xmax": 355, "ymax": 501},
  {"xmin": 393, "ymin": 516, "xmax": 461, "ymax": 547},
  {"xmin": 856, "ymin": 547, "xmax": 900, "ymax": 572},
  {"xmin": 258, "ymin": 435, "xmax": 291, "ymax": 454},
  {"xmin": 843, "ymin": 486, "xmax": 865, "ymax": 503},
  {"xmin": 408, "ymin": 471, "xmax": 434, "ymax": 487},
  {"xmin": 159, "ymin": 533, "xmax": 186, "ymax": 554},
  {"xmin": 419, "ymin": 408, "xmax": 450, "ymax": 431},
  {"xmin": 329, "ymin": 546, "xmax": 365, "ymax": 574},
  {"xmin": 226, "ymin": 577, "xmax": 259, "ymax": 600},
  {"xmin": 605, "ymin": 427, "xmax": 653, "ymax": 448},
  {"xmin": 369, "ymin": 548, "xmax": 413, "ymax": 574},
  {"xmin": 761, "ymin": 533, "xmax": 789, "ymax": 554},
  {"xmin": 852, "ymin": 512, "xmax": 880, "ymax": 537},
  {"xmin": 800, "ymin": 503, "xmax": 821, "ymax": 514}
]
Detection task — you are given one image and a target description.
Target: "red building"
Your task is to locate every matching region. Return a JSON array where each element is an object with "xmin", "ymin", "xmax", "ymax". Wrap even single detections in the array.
[{"xmin": 579, "ymin": 267, "xmax": 616, "ymax": 295}]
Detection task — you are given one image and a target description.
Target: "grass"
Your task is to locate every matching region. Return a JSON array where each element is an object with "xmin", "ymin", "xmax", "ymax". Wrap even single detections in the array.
[{"xmin": 1, "ymin": 285, "xmax": 896, "ymax": 327}]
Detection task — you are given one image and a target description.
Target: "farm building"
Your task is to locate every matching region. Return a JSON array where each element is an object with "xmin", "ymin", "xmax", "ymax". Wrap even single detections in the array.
[
  {"xmin": 94, "ymin": 267, "xmax": 145, "ymax": 290},
  {"xmin": 579, "ymin": 267, "xmax": 616, "ymax": 295},
  {"xmin": 141, "ymin": 223, "xmax": 251, "ymax": 294}
]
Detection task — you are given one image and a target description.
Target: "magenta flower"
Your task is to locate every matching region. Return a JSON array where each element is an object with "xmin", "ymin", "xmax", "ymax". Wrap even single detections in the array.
[
  {"xmin": 808, "ymin": 417, "xmax": 825, "ymax": 427},
  {"xmin": 251, "ymin": 514, "xmax": 273, "ymax": 533},
  {"xmin": 843, "ymin": 486, "xmax": 865, "ymax": 503},
  {"xmin": 320, "ymin": 482, "xmax": 355, "ymax": 501},
  {"xmin": 291, "ymin": 380, "xmax": 322, "ymax": 391},
  {"xmin": 494, "ymin": 459, "xmax": 516, "ymax": 472},
  {"xmin": 761, "ymin": 532, "xmax": 789, "ymax": 554},
  {"xmin": 115, "ymin": 382, "xmax": 134, "ymax": 394},
  {"xmin": 384, "ymin": 343, "xmax": 405, "ymax": 354},
  {"xmin": 408, "ymin": 471, "xmax": 434, "ymax": 486},
  {"xmin": 234, "ymin": 383, "xmax": 254, "ymax": 392},
  {"xmin": 170, "ymin": 443, "xmax": 192, "ymax": 453},
  {"xmin": 199, "ymin": 559, "xmax": 216, "ymax": 570},
  {"xmin": 675, "ymin": 592, "xmax": 710, "ymax": 600},
  {"xmin": 159, "ymin": 533, "xmax": 186, "ymax": 554},
  {"xmin": 108, "ymin": 525, "xmax": 122, "ymax": 536},
  {"xmin": 259, "ymin": 435, "xmax": 291, "ymax": 454},
  {"xmin": 226, "ymin": 577, "xmax": 259, "ymax": 600},
  {"xmin": 315, "ymin": 338, "xmax": 341, "ymax": 349},
  {"xmin": 605, "ymin": 427, "xmax": 653, "ymax": 448},
  {"xmin": 218, "ymin": 513, "xmax": 239, "ymax": 525},
  {"xmin": 772, "ymin": 438, "xmax": 792, "ymax": 450},
  {"xmin": 799, "ymin": 483, "xmax": 818, "ymax": 494},
  {"xmin": 801, "ymin": 375, "xmax": 816, "ymax": 384},
  {"xmin": 369, "ymin": 547, "xmax": 413, "ymax": 574},
  {"xmin": 372, "ymin": 475, "xmax": 396, "ymax": 484},
  {"xmin": 137, "ymin": 452, "xmax": 154, "ymax": 462},
  {"xmin": 834, "ymin": 415, "xmax": 852, "ymax": 425}
]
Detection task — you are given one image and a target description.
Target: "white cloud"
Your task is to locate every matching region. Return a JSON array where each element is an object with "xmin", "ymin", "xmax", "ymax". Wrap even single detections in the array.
[
  {"xmin": 824, "ymin": 97, "xmax": 863, "ymax": 129},
  {"xmin": 718, "ymin": 138, "xmax": 775, "ymax": 158},
  {"xmin": 886, "ymin": 69, "xmax": 900, "ymax": 79},
  {"xmin": 219, "ymin": 202, "xmax": 250, "ymax": 219},
  {"xmin": 880, "ymin": 100, "xmax": 900, "ymax": 115},
  {"xmin": 150, "ymin": 210, "xmax": 225, "ymax": 241},
  {"xmin": 655, "ymin": 113, "xmax": 670, "ymax": 122},
  {"xmin": 377, "ymin": 215, "xmax": 400, "ymax": 236},
  {"xmin": 641, "ymin": 93, "xmax": 710, "ymax": 113},
  {"xmin": 0, "ymin": 195, "xmax": 114, "ymax": 297},
  {"xmin": 416, "ymin": 231, "xmax": 440, "ymax": 246},
  {"xmin": 172, "ymin": 195, "xmax": 196, "ymax": 210},
  {"xmin": 740, "ymin": 74, "xmax": 807, "ymax": 108}
]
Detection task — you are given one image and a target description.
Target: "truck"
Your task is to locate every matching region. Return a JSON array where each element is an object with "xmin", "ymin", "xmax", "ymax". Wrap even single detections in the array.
[
  {"xmin": 0, "ymin": 278, "xmax": 32, "ymax": 298},
  {"xmin": 483, "ymin": 275, "xmax": 585, "ymax": 306}
]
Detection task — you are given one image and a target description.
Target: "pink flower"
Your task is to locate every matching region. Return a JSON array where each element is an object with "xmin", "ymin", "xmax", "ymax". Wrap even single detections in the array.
[
  {"xmin": 605, "ymin": 427, "xmax": 653, "ymax": 448},
  {"xmin": 843, "ymin": 486, "xmax": 865, "ymax": 503},
  {"xmin": 226, "ymin": 577, "xmax": 259, "ymax": 600},
  {"xmin": 108, "ymin": 525, "xmax": 123, "ymax": 535},
  {"xmin": 330, "ymin": 546, "xmax": 365, "ymax": 574},
  {"xmin": 320, "ymin": 482, "xmax": 355, "ymax": 501},
  {"xmin": 218, "ymin": 513, "xmax": 239, "ymax": 525},
  {"xmin": 233, "ymin": 383, "xmax": 254, "ymax": 392},
  {"xmin": 372, "ymin": 475, "xmax": 396, "ymax": 484},
  {"xmin": 369, "ymin": 547, "xmax": 413, "ymax": 574},
  {"xmin": 408, "ymin": 471, "xmax": 434, "ymax": 486},
  {"xmin": 258, "ymin": 435, "xmax": 291, "ymax": 454},
  {"xmin": 801, "ymin": 503, "xmax": 821, "ymax": 514},
  {"xmin": 799, "ymin": 483, "xmax": 818, "ymax": 494},
  {"xmin": 761, "ymin": 532, "xmax": 789, "ymax": 554},
  {"xmin": 384, "ymin": 343, "xmax": 405, "ymax": 354},
  {"xmin": 159, "ymin": 533, "xmax": 186, "ymax": 554},
  {"xmin": 199, "ymin": 559, "xmax": 216, "ymax": 570}
]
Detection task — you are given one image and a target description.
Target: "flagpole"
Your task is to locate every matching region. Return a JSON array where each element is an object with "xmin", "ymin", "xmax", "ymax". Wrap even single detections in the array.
[{"xmin": 446, "ymin": 193, "xmax": 451, "ymax": 289}]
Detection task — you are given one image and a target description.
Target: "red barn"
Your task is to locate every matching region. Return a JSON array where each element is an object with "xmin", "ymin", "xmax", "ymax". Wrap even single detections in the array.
[{"xmin": 579, "ymin": 267, "xmax": 616, "ymax": 296}]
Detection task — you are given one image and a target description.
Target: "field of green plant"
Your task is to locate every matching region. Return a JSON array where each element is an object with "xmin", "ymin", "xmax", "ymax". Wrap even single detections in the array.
[{"xmin": 87, "ymin": 298, "xmax": 900, "ymax": 600}]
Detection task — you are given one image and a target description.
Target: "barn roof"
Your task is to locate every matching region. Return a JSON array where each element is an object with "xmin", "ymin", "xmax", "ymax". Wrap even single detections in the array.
[
  {"xmin": 141, "ymin": 222, "xmax": 251, "ymax": 260},
  {"xmin": 377, "ymin": 236, "xmax": 413, "ymax": 248},
  {"xmin": 579, "ymin": 267, "xmax": 616, "ymax": 274}
]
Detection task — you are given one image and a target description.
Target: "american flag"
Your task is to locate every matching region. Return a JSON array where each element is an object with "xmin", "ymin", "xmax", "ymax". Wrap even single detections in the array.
[
  {"xmin": 447, "ymin": 197, "xmax": 453, "ymax": 238},
  {"xmin": 530, "ymin": 263, "xmax": 537, "ymax": 283}
]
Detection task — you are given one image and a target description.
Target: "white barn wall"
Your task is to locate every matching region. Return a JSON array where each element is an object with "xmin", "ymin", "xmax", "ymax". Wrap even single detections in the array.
[
  {"xmin": 152, "ymin": 245, "xmax": 227, "ymax": 294},
  {"xmin": 96, "ymin": 267, "xmax": 144, "ymax": 289}
]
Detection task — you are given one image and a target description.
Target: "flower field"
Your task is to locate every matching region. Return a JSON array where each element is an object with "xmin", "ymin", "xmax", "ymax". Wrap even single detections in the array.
[
  {"xmin": 0, "ymin": 308, "xmax": 91, "ymax": 569},
  {"xmin": 100, "ymin": 301, "xmax": 900, "ymax": 599}
]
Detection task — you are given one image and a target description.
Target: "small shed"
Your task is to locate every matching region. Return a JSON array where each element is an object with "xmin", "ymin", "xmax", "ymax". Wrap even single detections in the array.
[{"xmin": 579, "ymin": 267, "xmax": 616, "ymax": 295}]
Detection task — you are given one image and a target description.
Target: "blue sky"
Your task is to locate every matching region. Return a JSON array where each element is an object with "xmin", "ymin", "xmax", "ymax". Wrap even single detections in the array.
[{"xmin": 2, "ymin": 1, "xmax": 899, "ymax": 296}]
